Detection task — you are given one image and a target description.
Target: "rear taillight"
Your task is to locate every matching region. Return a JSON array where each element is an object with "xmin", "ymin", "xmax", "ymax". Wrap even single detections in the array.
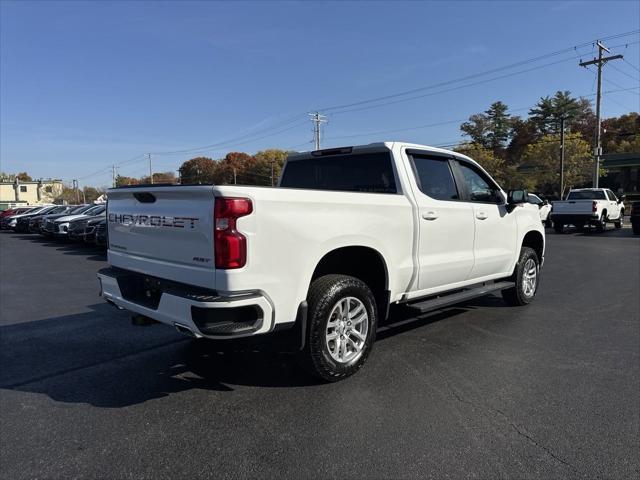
[
  {"xmin": 592, "ymin": 201, "xmax": 597, "ymax": 213},
  {"xmin": 214, "ymin": 197, "xmax": 253, "ymax": 269}
]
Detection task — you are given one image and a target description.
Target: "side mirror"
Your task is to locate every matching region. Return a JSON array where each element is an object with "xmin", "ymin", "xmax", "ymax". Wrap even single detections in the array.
[
  {"xmin": 618, "ymin": 194, "xmax": 625, "ymax": 203},
  {"xmin": 507, "ymin": 189, "xmax": 527, "ymax": 212}
]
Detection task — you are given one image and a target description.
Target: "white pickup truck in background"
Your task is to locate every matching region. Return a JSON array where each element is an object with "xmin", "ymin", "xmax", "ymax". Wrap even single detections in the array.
[
  {"xmin": 98, "ymin": 142, "xmax": 545, "ymax": 381},
  {"xmin": 551, "ymin": 188, "xmax": 625, "ymax": 233}
]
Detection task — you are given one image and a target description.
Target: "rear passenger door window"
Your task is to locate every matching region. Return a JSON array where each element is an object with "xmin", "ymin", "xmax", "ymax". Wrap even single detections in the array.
[{"xmin": 410, "ymin": 156, "xmax": 459, "ymax": 201}]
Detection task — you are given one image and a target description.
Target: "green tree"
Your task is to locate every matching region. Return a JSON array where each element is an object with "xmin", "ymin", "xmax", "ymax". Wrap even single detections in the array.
[
  {"xmin": 179, "ymin": 157, "xmax": 216, "ymax": 184},
  {"xmin": 529, "ymin": 91, "xmax": 594, "ymax": 135},
  {"xmin": 212, "ymin": 152, "xmax": 257, "ymax": 184},
  {"xmin": 82, "ymin": 186, "xmax": 104, "ymax": 203},
  {"xmin": 460, "ymin": 101, "xmax": 513, "ymax": 154},
  {"xmin": 602, "ymin": 112, "xmax": 640, "ymax": 154},
  {"xmin": 520, "ymin": 133, "xmax": 592, "ymax": 195},
  {"xmin": 16, "ymin": 172, "xmax": 32, "ymax": 181},
  {"xmin": 115, "ymin": 175, "xmax": 140, "ymax": 187},
  {"xmin": 455, "ymin": 143, "xmax": 507, "ymax": 185},
  {"xmin": 139, "ymin": 171, "xmax": 177, "ymax": 184},
  {"xmin": 253, "ymin": 149, "xmax": 289, "ymax": 186}
]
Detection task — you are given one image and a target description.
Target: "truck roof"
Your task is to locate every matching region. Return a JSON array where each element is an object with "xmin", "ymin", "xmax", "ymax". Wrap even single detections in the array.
[{"xmin": 290, "ymin": 141, "xmax": 475, "ymax": 162}]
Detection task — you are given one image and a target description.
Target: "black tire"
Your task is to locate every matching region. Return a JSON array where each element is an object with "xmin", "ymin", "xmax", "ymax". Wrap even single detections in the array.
[
  {"xmin": 299, "ymin": 274, "xmax": 377, "ymax": 382},
  {"xmin": 544, "ymin": 218, "xmax": 552, "ymax": 228},
  {"xmin": 632, "ymin": 222, "xmax": 640, "ymax": 235},
  {"xmin": 553, "ymin": 222, "xmax": 563, "ymax": 233},
  {"xmin": 614, "ymin": 211, "xmax": 624, "ymax": 229},
  {"xmin": 596, "ymin": 213, "xmax": 606, "ymax": 232},
  {"xmin": 575, "ymin": 223, "xmax": 585, "ymax": 232},
  {"xmin": 502, "ymin": 247, "xmax": 540, "ymax": 306}
]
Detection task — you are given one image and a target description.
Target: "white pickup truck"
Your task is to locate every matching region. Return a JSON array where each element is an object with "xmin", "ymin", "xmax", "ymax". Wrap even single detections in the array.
[
  {"xmin": 98, "ymin": 142, "xmax": 545, "ymax": 381},
  {"xmin": 550, "ymin": 188, "xmax": 625, "ymax": 233}
]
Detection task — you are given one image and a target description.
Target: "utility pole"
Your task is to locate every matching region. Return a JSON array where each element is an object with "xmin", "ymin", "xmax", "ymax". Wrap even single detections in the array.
[
  {"xmin": 233, "ymin": 167, "xmax": 237, "ymax": 185},
  {"xmin": 73, "ymin": 179, "xmax": 79, "ymax": 204},
  {"xmin": 309, "ymin": 112, "xmax": 327, "ymax": 150},
  {"xmin": 559, "ymin": 117, "xmax": 565, "ymax": 199},
  {"xmin": 147, "ymin": 153, "xmax": 153, "ymax": 184},
  {"xmin": 112, "ymin": 165, "xmax": 117, "ymax": 188},
  {"xmin": 271, "ymin": 162, "xmax": 274, "ymax": 187},
  {"xmin": 579, "ymin": 41, "xmax": 623, "ymax": 187}
]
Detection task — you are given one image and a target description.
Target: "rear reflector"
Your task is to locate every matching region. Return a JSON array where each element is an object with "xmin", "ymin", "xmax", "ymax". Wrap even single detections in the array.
[{"xmin": 214, "ymin": 197, "xmax": 253, "ymax": 269}]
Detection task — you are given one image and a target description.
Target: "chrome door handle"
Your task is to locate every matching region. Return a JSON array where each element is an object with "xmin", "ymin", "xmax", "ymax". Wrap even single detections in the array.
[
  {"xmin": 476, "ymin": 211, "xmax": 488, "ymax": 220},
  {"xmin": 422, "ymin": 211, "xmax": 438, "ymax": 220}
]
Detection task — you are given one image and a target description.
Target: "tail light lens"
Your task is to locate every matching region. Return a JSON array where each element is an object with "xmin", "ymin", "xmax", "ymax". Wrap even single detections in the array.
[
  {"xmin": 592, "ymin": 201, "xmax": 597, "ymax": 213},
  {"xmin": 214, "ymin": 197, "xmax": 253, "ymax": 269}
]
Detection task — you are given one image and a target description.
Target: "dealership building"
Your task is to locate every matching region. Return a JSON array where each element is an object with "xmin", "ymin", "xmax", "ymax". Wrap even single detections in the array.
[{"xmin": 0, "ymin": 179, "xmax": 64, "ymax": 210}]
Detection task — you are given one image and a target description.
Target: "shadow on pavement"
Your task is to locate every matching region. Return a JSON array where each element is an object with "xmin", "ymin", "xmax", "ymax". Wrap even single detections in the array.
[{"xmin": 0, "ymin": 296, "xmax": 507, "ymax": 407}]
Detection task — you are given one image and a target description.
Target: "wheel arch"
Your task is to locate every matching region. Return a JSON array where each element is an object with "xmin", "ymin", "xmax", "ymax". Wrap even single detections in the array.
[
  {"xmin": 309, "ymin": 246, "xmax": 390, "ymax": 320},
  {"xmin": 521, "ymin": 230, "xmax": 544, "ymax": 263}
]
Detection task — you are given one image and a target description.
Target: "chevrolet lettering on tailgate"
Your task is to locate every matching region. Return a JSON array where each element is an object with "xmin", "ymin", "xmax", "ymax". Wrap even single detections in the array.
[{"xmin": 108, "ymin": 213, "xmax": 199, "ymax": 229}]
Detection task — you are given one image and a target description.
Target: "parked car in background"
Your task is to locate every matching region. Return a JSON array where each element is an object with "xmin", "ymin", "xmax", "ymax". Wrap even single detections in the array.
[
  {"xmin": 95, "ymin": 219, "xmax": 107, "ymax": 247},
  {"xmin": 14, "ymin": 206, "xmax": 58, "ymax": 232},
  {"xmin": 83, "ymin": 216, "xmax": 105, "ymax": 243},
  {"xmin": 528, "ymin": 193, "xmax": 552, "ymax": 227},
  {"xmin": 28, "ymin": 206, "xmax": 75, "ymax": 233},
  {"xmin": 0, "ymin": 207, "xmax": 39, "ymax": 228},
  {"xmin": 551, "ymin": 188, "xmax": 624, "ymax": 233},
  {"xmin": 3, "ymin": 206, "xmax": 53, "ymax": 230},
  {"xmin": 631, "ymin": 201, "xmax": 640, "ymax": 235},
  {"xmin": 0, "ymin": 206, "xmax": 35, "ymax": 219},
  {"xmin": 68, "ymin": 210, "xmax": 106, "ymax": 241},
  {"xmin": 40, "ymin": 205, "xmax": 90, "ymax": 236},
  {"xmin": 51, "ymin": 205, "xmax": 106, "ymax": 238}
]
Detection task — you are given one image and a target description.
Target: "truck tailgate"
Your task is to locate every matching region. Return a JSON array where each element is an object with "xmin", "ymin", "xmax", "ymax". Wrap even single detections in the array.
[
  {"xmin": 552, "ymin": 200, "xmax": 594, "ymax": 214},
  {"xmin": 107, "ymin": 186, "xmax": 216, "ymax": 288}
]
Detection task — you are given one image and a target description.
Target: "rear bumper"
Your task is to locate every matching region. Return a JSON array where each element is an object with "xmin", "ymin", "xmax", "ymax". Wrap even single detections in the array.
[
  {"xmin": 97, "ymin": 267, "xmax": 276, "ymax": 340},
  {"xmin": 550, "ymin": 213, "xmax": 599, "ymax": 225}
]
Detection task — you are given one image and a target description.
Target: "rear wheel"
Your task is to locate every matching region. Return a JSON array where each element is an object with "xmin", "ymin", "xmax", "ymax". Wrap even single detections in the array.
[
  {"xmin": 299, "ymin": 274, "xmax": 377, "ymax": 382},
  {"xmin": 614, "ymin": 211, "xmax": 624, "ymax": 229},
  {"xmin": 502, "ymin": 247, "xmax": 540, "ymax": 306},
  {"xmin": 596, "ymin": 213, "xmax": 607, "ymax": 232}
]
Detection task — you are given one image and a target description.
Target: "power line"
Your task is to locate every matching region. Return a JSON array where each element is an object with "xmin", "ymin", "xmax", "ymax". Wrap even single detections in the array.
[
  {"xmin": 608, "ymin": 62, "xmax": 640, "ymax": 82},
  {"xmin": 316, "ymin": 30, "xmax": 639, "ymax": 113},
  {"xmin": 623, "ymin": 58, "xmax": 640, "ymax": 73}
]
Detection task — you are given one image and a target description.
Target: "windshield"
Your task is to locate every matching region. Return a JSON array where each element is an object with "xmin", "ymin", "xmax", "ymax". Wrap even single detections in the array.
[
  {"xmin": 567, "ymin": 190, "xmax": 606, "ymax": 200},
  {"xmin": 70, "ymin": 205, "xmax": 89, "ymax": 214}
]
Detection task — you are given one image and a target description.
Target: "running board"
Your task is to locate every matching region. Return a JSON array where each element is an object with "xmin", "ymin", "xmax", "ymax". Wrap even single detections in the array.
[{"xmin": 407, "ymin": 281, "xmax": 515, "ymax": 313}]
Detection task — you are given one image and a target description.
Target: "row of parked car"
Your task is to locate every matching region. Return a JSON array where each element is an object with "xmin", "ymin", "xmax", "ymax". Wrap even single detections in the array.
[{"xmin": 0, "ymin": 203, "xmax": 107, "ymax": 245}]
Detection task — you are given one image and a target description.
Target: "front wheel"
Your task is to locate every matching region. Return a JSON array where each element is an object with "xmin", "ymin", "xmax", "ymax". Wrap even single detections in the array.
[
  {"xmin": 299, "ymin": 274, "xmax": 377, "ymax": 382},
  {"xmin": 502, "ymin": 247, "xmax": 540, "ymax": 306},
  {"xmin": 614, "ymin": 211, "xmax": 624, "ymax": 229}
]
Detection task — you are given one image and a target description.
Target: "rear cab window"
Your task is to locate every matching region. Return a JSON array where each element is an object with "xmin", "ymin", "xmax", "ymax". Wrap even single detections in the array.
[
  {"xmin": 280, "ymin": 151, "xmax": 397, "ymax": 193},
  {"xmin": 567, "ymin": 191, "xmax": 606, "ymax": 200}
]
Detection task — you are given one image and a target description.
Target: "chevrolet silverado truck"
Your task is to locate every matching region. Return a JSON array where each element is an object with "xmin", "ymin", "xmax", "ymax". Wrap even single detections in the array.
[
  {"xmin": 551, "ymin": 188, "xmax": 625, "ymax": 233},
  {"xmin": 98, "ymin": 142, "xmax": 545, "ymax": 381}
]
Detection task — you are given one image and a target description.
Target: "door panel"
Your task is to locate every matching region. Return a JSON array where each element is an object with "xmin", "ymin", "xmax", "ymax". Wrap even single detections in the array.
[
  {"xmin": 469, "ymin": 203, "xmax": 517, "ymax": 278},
  {"xmin": 409, "ymin": 155, "xmax": 475, "ymax": 290},
  {"xmin": 453, "ymin": 161, "xmax": 517, "ymax": 279}
]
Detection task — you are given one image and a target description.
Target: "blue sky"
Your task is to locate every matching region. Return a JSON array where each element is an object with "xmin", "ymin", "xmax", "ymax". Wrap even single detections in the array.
[{"xmin": 1, "ymin": 0, "xmax": 639, "ymax": 187}]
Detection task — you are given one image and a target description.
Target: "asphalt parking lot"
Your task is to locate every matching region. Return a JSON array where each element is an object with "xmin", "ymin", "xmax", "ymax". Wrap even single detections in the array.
[{"xmin": 0, "ymin": 227, "xmax": 638, "ymax": 479}]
